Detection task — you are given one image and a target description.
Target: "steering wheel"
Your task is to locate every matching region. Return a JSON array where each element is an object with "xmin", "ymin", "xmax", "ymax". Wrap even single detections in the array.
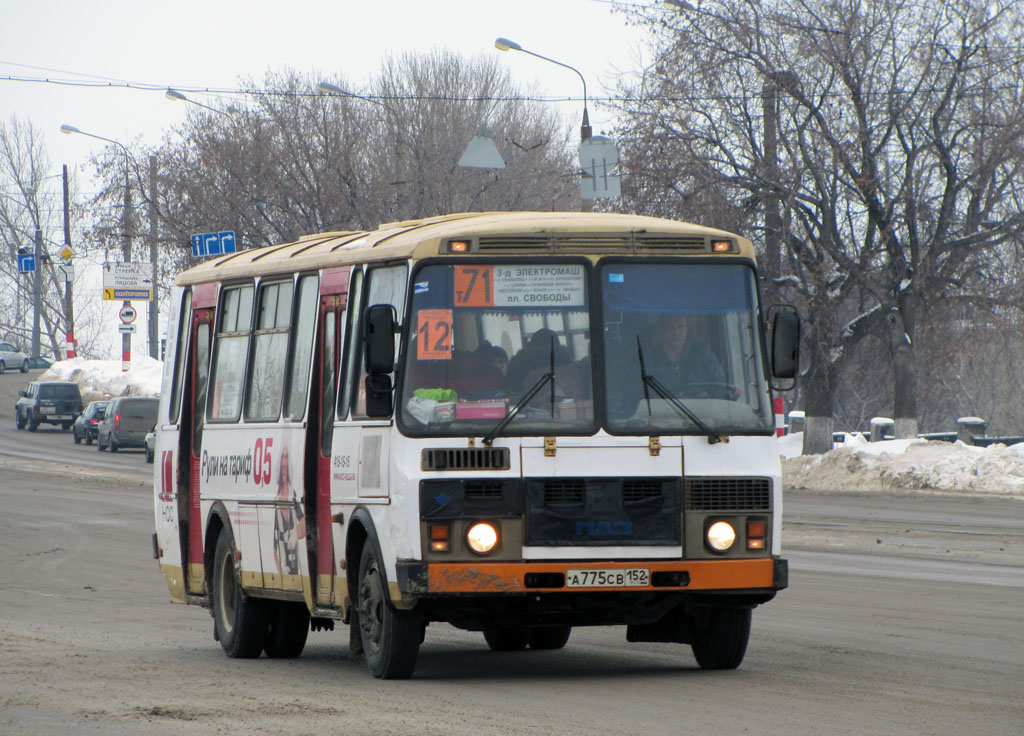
[{"xmin": 677, "ymin": 382, "xmax": 738, "ymax": 400}]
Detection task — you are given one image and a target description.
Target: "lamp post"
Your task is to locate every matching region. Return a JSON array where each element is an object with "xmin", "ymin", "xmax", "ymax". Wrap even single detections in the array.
[
  {"xmin": 494, "ymin": 37, "xmax": 592, "ymax": 142},
  {"xmin": 61, "ymin": 124, "xmax": 138, "ymax": 370},
  {"xmin": 165, "ymin": 88, "xmax": 235, "ymax": 119}
]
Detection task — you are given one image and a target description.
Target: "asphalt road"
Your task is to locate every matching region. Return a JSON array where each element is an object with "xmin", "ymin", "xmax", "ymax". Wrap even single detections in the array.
[{"xmin": 1, "ymin": 369, "xmax": 1022, "ymax": 735}]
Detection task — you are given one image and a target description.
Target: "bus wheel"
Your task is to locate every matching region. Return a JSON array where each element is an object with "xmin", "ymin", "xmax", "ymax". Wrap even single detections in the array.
[
  {"xmin": 212, "ymin": 527, "xmax": 267, "ymax": 658},
  {"xmin": 528, "ymin": 625, "xmax": 571, "ymax": 650},
  {"xmin": 264, "ymin": 601, "xmax": 309, "ymax": 658},
  {"xmin": 483, "ymin": 627, "xmax": 531, "ymax": 651},
  {"xmin": 356, "ymin": 543, "xmax": 421, "ymax": 679},
  {"xmin": 689, "ymin": 606, "xmax": 751, "ymax": 670}
]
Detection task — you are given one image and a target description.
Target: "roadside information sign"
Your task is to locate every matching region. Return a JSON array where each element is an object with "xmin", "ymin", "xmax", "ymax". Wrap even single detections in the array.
[
  {"xmin": 102, "ymin": 261, "xmax": 153, "ymax": 301},
  {"xmin": 119, "ymin": 304, "xmax": 137, "ymax": 324}
]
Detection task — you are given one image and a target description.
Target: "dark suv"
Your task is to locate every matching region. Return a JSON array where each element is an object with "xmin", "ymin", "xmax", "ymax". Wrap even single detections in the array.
[{"xmin": 15, "ymin": 381, "xmax": 84, "ymax": 432}]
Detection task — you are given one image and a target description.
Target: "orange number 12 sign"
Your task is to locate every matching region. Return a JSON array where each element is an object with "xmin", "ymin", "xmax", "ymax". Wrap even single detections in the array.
[{"xmin": 417, "ymin": 309, "xmax": 453, "ymax": 360}]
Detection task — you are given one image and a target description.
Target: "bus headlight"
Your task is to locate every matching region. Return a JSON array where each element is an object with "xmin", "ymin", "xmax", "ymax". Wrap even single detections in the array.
[
  {"xmin": 706, "ymin": 521, "xmax": 736, "ymax": 552},
  {"xmin": 466, "ymin": 522, "xmax": 499, "ymax": 555}
]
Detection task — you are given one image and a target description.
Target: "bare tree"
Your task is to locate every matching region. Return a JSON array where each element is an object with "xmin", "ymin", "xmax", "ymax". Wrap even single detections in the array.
[
  {"xmin": 0, "ymin": 116, "xmax": 85, "ymax": 357},
  {"xmin": 615, "ymin": 0, "xmax": 1024, "ymax": 452}
]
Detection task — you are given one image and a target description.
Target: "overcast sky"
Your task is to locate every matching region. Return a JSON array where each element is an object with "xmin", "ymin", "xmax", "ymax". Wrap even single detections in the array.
[{"xmin": 1, "ymin": 0, "xmax": 651, "ymax": 174}]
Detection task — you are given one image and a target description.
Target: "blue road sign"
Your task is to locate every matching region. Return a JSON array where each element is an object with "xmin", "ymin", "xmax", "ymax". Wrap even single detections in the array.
[
  {"xmin": 17, "ymin": 252, "xmax": 35, "ymax": 273},
  {"xmin": 219, "ymin": 231, "xmax": 236, "ymax": 254},
  {"xmin": 191, "ymin": 230, "xmax": 237, "ymax": 258}
]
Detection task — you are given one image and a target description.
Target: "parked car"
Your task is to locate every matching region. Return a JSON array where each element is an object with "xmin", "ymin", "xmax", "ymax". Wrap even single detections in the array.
[
  {"xmin": 97, "ymin": 396, "xmax": 159, "ymax": 452},
  {"xmin": 15, "ymin": 381, "xmax": 84, "ymax": 432},
  {"xmin": 72, "ymin": 401, "xmax": 109, "ymax": 445},
  {"xmin": 144, "ymin": 426, "xmax": 156, "ymax": 463},
  {"xmin": 0, "ymin": 341, "xmax": 29, "ymax": 374},
  {"xmin": 26, "ymin": 356, "xmax": 54, "ymax": 370}
]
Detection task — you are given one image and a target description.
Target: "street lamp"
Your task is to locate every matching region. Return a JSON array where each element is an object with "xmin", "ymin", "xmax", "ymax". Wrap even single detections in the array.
[
  {"xmin": 165, "ymin": 88, "xmax": 235, "ymax": 119},
  {"xmin": 494, "ymin": 37, "xmax": 592, "ymax": 141}
]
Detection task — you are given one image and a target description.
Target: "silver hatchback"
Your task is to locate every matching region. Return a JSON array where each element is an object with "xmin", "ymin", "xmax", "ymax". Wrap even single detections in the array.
[{"xmin": 0, "ymin": 341, "xmax": 29, "ymax": 374}]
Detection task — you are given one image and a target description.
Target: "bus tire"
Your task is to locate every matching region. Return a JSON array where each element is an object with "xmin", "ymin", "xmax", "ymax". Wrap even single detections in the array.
[
  {"xmin": 356, "ymin": 542, "xmax": 421, "ymax": 679},
  {"xmin": 528, "ymin": 625, "xmax": 571, "ymax": 650},
  {"xmin": 689, "ymin": 606, "xmax": 751, "ymax": 670},
  {"xmin": 264, "ymin": 601, "xmax": 309, "ymax": 659},
  {"xmin": 483, "ymin": 627, "xmax": 532, "ymax": 651},
  {"xmin": 212, "ymin": 527, "xmax": 268, "ymax": 658}
]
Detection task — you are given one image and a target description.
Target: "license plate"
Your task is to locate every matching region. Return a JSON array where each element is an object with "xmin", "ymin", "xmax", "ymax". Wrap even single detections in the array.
[
  {"xmin": 565, "ymin": 568, "xmax": 650, "ymax": 588},
  {"xmin": 55, "ymin": 415, "xmax": 71, "ymax": 420}
]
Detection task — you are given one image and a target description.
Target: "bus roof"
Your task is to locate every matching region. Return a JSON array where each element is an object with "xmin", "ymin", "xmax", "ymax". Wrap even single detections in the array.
[{"xmin": 175, "ymin": 211, "xmax": 754, "ymax": 286}]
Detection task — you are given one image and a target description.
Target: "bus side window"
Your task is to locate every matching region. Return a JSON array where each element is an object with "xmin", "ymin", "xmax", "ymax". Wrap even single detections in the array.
[
  {"xmin": 285, "ymin": 275, "xmax": 319, "ymax": 421},
  {"xmin": 338, "ymin": 268, "xmax": 364, "ymax": 420},
  {"xmin": 208, "ymin": 283, "xmax": 254, "ymax": 422},
  {"xmin": 353, "ymin": 263, "xmax": 407, "ymax": 419},
  {"xmin": 245, "ymin": 280, "xmax": 293, "ymax": 421}
]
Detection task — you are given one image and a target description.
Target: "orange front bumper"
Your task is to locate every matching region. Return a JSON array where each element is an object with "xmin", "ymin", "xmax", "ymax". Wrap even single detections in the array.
[{"xmin": 398, "ymin": 557, "xmax": 785, "ymax": 595}]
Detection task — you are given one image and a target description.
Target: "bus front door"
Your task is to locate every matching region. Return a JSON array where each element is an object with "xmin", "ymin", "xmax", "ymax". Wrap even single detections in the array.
[{"xmin": 181, "ymin": 306, "xmax": 213, "ymax": 596}]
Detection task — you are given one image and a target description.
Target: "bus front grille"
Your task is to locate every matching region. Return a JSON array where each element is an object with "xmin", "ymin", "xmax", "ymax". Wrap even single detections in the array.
[
  {"xmin": 421, "ymin": 447, "xmax": 510, "ymax": 471},
  {"xmin": 685, "ymin": 477, "xmax": 771, "ymax": 510},
  {"xmin": 544, "ymin": 479, "xmax": 586, "ymax": 506}
]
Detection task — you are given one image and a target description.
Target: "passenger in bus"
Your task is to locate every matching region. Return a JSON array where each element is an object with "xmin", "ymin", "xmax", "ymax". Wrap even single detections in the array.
[
  {"xmin": 273, "ymin": 446, "xmax": 305, "ymax": 577},
  {"xmin": 506, "ymin": 329, "xmax": 570, "ymax": 392},
  {"xmin": 507, "ymin": 328, "xmax": 582, "ymax": 400},
  {"xmin": 477, "ymin": 343, "xmax": 509, "ymax": 380}
]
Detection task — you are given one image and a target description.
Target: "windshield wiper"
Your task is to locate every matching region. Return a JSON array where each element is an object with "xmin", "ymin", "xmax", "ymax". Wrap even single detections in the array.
[
  {"xmin": 482, "ymin": 336, "xmax": 556, "ymax": 446},
  {"xmin": 637, "ymin": 337, "xmax": 722, "ymax": 444}
]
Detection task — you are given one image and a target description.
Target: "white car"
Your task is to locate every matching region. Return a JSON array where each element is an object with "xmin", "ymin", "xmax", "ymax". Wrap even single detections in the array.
[
  {"xmin": 144, "ymin": 427, "xmax": 156, "ymax": 463},
  {"xmin": 0, "ymin": 341, "xmax": 29, "ymax": 374}
]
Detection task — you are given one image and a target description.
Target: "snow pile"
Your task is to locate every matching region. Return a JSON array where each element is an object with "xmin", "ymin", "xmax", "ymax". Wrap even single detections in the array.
[
  {"xmin": 781, "ymin": 432, "xmax": 1024, "ymax": 499},
  {"xmin": 40, "ymin": 356, "xmax": 163, "ymax": 405}
]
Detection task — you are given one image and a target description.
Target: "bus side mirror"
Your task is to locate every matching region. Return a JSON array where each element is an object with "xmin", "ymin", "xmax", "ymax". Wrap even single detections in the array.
[
  {"xmin": 365, "ymin": 304, "xmax": 397, "ymax": 374},
  {"xmin": 365, "ymin": 374, "xmax": 394, "ymax": 418},
  {"xmin": 770, "ymin": 306, "xmax": 800, "ymax": 381}
]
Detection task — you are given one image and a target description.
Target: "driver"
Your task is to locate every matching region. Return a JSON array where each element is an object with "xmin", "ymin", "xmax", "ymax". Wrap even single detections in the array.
[{"xmin": 640, "ymin": 313, "xmax": 730, "ymax": 394}]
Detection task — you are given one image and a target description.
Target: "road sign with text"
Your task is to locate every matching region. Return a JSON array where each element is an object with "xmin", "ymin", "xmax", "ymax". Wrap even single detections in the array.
[{"xmin": 102, "ymin": 261, "xmax": 153, "ymax": 301}]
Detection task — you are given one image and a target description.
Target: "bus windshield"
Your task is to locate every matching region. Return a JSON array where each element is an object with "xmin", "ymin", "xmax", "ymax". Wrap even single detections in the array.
[
  {"xmin": 398, "ymin": 259, "xmax": 773, "ymax": 437},
  {"xmin": 399, "ymin": 261, "xmax": 595, "ymax": 436},
  {"xmin": 601, "ymin": 262, "xmax": 773, "ymax": 435}
]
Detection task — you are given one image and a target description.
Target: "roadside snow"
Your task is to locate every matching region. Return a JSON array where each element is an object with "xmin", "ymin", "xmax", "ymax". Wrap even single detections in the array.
[
  {"xmin": 40, "ymin": 357, "xmax": 162, "ymax": 405},
  {"xmin": 781, "ymin": 432, "xmax": 1024, "ymax": 499}
]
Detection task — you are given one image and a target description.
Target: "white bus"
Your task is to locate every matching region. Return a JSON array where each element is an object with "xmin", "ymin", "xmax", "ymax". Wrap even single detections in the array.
[{"xmin": 153, "ymin": 211, "xmax": 799, "ymax": 679}]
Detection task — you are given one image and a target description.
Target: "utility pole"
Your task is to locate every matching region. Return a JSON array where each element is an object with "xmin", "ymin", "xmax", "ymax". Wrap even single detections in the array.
[
  {"xmin": 31, "ymin": 228, "xmax": 42, "ymax": 357},
  {"xmin": 148, "ymin": 155, "xmax": 159, "ymax": 359},
  {"xmin": 121, "ymin": 159, "xmax": 133, "ymax": 371},
  {"xmin": 63, "ymin": 165, "xmax": 76, "ymax": 359}
]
